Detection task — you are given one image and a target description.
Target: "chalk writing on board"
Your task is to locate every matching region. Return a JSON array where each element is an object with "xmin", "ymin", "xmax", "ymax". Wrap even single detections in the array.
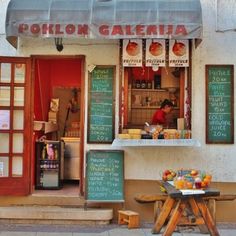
[
  {"xmin": 88, "ymin": 67, "xmax": 115, "ymax": 143},
  {"xmin": 206, "ymin": 65, "xmax": 234, "ymax": 143},
  {"xmin": 86, "ymin": 150, "xmax": 124, "ymax": 202}
]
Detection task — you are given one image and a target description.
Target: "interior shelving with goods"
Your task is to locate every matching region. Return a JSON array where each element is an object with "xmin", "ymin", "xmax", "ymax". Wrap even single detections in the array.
[
  {"xmin": 35, "ymin": 141, "xmax": 63, "ymax": 190},
  {"xmin": 125, "ymin": 67, "xmax": 181, "ymax": 128}
]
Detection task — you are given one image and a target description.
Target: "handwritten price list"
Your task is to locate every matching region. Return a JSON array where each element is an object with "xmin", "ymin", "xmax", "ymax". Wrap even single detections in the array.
[
  {"xmin": 86, "ymin": 150, "xmax": 124, "ymax": 202},
  {"xmin": 88, "ymin": 67, "xmax": 114, "ymax": 143},
  {"xmin": 206, "ymin": 65, "xmax": 233, "ymax": 143}
]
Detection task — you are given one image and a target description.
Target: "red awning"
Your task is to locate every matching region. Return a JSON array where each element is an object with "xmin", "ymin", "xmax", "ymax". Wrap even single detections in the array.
[{"xmin": 6, "ymin": 0, "xmax": 202, "ymax": 47}]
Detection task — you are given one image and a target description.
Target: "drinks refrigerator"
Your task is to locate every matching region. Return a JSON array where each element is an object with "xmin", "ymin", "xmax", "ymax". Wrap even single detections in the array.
[{"xmin": 35, "ymin": 140, "xmax": 64, "ymax": 190}]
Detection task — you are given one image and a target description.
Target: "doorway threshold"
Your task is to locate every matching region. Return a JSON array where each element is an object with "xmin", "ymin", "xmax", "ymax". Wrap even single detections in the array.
[{"xmin": 32, "ymin": 181, "xmax": 80, "ymax": 197}]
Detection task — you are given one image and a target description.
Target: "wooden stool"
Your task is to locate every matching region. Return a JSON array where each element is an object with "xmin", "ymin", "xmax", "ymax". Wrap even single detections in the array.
[{"xmin": 118, "ymin": 210, "xmax": 140, "ymax": 229}]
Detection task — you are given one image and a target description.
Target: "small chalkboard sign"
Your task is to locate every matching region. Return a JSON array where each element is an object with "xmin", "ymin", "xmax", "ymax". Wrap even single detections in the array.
[
  {"xmin": 87, "ymin": 66, "xmax": 115, "ymax": 143},
  {"xmin": 85, "ymin": 150, "xmax": 124, "ymax": 202},
  {"xmin": 206, "ymin": 65, "xmax": 234, "ymax": 144}
]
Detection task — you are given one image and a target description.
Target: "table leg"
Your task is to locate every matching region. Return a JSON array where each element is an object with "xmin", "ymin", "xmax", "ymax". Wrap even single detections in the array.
[
  {"xmin": 154, "ymin": 200, "xmax": 163, "ymax": 222},
  {"xmin": 196, "ymin": 198, "xmax": 220, "ymax": 236},
  {"xmin": 152, "ymin": 196, "xmax": 175, "ymax": 234},
  {"xmin": 188, "ymin": 197, "xmax": 209, "ymax": 234},
  {"xmin": 162, "ymin": 200, "xmax": 186, "ymax": 236}
]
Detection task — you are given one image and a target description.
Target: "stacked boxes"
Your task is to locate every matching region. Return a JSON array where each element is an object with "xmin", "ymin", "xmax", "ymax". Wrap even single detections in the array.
[
  {"xmin": 117, "ymin": 129, "xmax": 142, "ymax": 139},
  {"xmin": 48, "ymin": 98, "xmax": 59, "ymax": 124},
  {"xmin": 128, "ymin": 129, "xmax": 141, "ymax": 139},
  {"xmin": 48, "ymin": 111, "xmax": 58, "ymax": 123}
]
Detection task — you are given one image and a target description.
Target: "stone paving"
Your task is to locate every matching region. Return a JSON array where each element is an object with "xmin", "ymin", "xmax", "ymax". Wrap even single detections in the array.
[{"xmin": 0, "ymin": 223, "xmax": 236, "ymax": 236}]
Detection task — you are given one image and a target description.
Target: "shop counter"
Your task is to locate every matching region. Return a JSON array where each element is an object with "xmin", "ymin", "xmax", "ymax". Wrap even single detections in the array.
[{"xmin": 112, "ymin": 138, "xmax": 201, "ymax": 147}]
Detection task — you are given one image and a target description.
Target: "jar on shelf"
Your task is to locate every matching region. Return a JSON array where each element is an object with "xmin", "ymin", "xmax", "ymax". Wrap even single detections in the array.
[
  {"xmin": 154, "ymin": 75, "xmax": 161, "ymax": 89},
  {"xmin": 141, "ymin": 79, "xmax": 146, "ymax": 89},
  {"xmin": 147, "ymin": 79, "xmax": 152, "ymax": 89},
  {"xmin": 135, "ymin": 79, "xmax": 141, "ymax": 89}
]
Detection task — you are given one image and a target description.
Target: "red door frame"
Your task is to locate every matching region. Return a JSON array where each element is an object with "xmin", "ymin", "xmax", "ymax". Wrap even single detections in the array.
[{"xmin": 31, "ymin": 55, "xmax": 85, "ymax": 196}]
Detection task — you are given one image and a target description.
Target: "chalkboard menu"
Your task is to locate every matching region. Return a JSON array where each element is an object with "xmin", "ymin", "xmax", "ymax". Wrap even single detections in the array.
[
  {"xmin": 206, "ymin": 65, "xmax": 234, "ymax": 144},
  {"xmin": 86, "ymin": 150, "xmax": 124, "ymax": 202},
  {"xmin": 88, "ymin": 66, "xmax": 115, "ymax": 143}
]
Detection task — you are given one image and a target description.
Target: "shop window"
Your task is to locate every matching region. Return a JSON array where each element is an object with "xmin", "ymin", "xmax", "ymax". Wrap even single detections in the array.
[
  {"xmin": 0, "ymin": 63, "xmax": 11, "ymax": 83},
  {"xmin": 0, "ymin": 86, "xmax": 11, "ymax": 106},
  {"xmin": 0, "ymin": 133, "xmax": 9, "ymax": 153},
  {"xmin": 123, "ymin": 66, "xmax": 186, "ymax": 129},
  {"xmin": 14, "ymin": 64, "xmax": 25, "ymax": 83},
  {"xmin": 12, "ymin": 133, "xmax": 24, "ymax": 153},
  {"xmin": 12, "ymin": 156, "xmax": 23, "ymax": 177},
  {"xmin": 14, "ymin": 87, "xmax": 24, "ymax": 106},
  {"xmin": 13, "ymin": 110, "xmax": 24, "ymax": 130},
  {"xmin": 0, "ymin": 156, "xmax": 9, "ymax": 177}
]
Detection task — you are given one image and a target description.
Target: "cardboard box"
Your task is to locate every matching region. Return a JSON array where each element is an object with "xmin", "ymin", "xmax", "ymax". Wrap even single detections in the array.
[{"xmin": 48, "ymin": 111, "xmax": 58, "ymax": 123}]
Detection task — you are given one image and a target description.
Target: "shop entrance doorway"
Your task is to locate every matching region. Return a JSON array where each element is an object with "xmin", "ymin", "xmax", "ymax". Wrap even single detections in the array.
[{"xmin": 32, "ymin": 56, "xmax": 85, "ymax": 196}]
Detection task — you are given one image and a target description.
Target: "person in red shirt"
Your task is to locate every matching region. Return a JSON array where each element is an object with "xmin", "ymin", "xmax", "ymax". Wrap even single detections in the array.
[{"xmin": 152, "ymin": 99, "xmax": 174, "ymax": 127}]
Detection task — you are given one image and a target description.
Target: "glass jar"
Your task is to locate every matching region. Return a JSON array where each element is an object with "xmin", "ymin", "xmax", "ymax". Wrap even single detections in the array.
[
  {"xmin": 147, "ymin": 80, "xmax": 152, "ymax": 89},
  {"xmin": 135, "ymin": 79, "xmax": 141, "ymax": 89},
  {"xmin": 141, "ymin": 80, "xmax": 146, "ymax": 89}
]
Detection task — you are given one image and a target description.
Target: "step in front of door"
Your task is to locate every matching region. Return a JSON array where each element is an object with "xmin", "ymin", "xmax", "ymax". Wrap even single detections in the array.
[{"xmin": 0, "ymin": 206, "xmax": 113, "ymax": 225}]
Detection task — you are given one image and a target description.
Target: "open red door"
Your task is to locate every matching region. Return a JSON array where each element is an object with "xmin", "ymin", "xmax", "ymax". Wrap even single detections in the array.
[{"xmin": 0, "ymin": 56, "xmax": 32, "ymax": 195}]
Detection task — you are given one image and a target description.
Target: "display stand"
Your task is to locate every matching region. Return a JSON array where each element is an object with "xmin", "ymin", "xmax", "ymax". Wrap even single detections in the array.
[{"xmin": 35, "ymin": 141, "xmax": 63, "ymax": 190}]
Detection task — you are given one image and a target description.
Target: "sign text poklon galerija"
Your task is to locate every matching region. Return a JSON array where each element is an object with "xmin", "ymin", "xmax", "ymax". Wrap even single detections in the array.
[{"xmin": 17, "ymin": 23, "xmax": 189, "ymax": 39}]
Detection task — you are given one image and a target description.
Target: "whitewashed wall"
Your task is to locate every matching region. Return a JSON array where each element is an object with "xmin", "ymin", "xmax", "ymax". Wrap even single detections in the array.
[
  {"xmin": 0, "ymin": 0, "xmax": 16, "ymax": 56},
  {"xmin": 1, "ymin": 0, "xmax": 236, "ymax": 182}
]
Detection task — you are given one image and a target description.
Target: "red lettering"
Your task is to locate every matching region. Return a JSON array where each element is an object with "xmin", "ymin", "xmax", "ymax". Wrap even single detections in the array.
[
  {"xmin": 99, "ymin": 25, "xmax": 109, "ymax": 35},
  {"xmin": 66, "ymin": 24, "xmax": 75, "ymax": 34},
  {"xmin": 77, "ymin": 24, "xmax": 88, "ymax": 35},
  {"xmin": 42, "ymin": 24, "xmax": 53, "ymax": 34},
  {"xmin": 30, "ymin": 24, "xmax": 40, "ymax": 34},
  {"xmin": 166, "ymin": 25, "xmax": 173, "ymax": 35},
  {"xmin": 18, "ymin": 24, "xmax": 28, "ymax": 33},
  {"xmin": 136, "ymin": 25, "xmax": 145, "ymax": 36},
  {"xmin": 111, "ymin": 25, "xmax": 123, "ymax": 36},
  {"xmin": 159, "ymin": 25, "xmax": 164, "ymax": 35},
  {"xmin": 125, "ymin": 25, "xmax": 134, "ymax": 35},
  {"xmin": 55, "ymin": 24, "xmax": 63, "ymax": 34},
  {"xmin": 146, "ymin": 25, "xmax": 157, "ymax": 35},
  {"xmin": 175, "ymin": 25, "xmax": 187, "ymax": 35}
]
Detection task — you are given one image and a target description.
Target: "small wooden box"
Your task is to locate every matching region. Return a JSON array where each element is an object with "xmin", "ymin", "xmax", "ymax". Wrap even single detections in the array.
[{"xmin": 118, "ymin": 210, "xmax": 140, "ymax": 229}]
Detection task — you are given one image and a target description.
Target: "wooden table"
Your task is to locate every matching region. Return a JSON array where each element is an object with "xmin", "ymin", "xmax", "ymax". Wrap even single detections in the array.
[{"xmin": 152, "ymin": 181, "xmax": 220, "ymax": 236}]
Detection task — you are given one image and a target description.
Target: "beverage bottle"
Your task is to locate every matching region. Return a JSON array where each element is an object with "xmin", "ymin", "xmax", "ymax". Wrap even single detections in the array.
[
  {"xmin": 135, "ymin": 79, "xmax": 141, "ymax": 89},
  {"xmin": 41, "ymin": 146, "xmax": 46, "ymax": 160},
  {"xmin": 141, "ymin": 80, "xmax": 146, "ymax": 89},
  {"xmin": 147, "ymin": 79, "xmax": 152, "ymax": 89}
]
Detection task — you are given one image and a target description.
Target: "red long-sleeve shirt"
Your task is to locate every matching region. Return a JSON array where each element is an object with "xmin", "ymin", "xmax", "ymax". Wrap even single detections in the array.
[{"xmin": 151, "ymin": 109, "xmax": 166, "ymax": 125}]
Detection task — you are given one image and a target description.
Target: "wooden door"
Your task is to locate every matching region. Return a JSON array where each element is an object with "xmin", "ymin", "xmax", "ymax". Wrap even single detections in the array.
[{"xmin": 0, "ymin": 57, "xmax": 32, "ymax": 195}]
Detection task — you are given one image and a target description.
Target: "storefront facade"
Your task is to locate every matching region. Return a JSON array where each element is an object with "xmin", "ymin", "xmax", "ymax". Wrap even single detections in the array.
[{"xmin": 0, "ymin": 0, "xmax": 236, "ymax": 222}]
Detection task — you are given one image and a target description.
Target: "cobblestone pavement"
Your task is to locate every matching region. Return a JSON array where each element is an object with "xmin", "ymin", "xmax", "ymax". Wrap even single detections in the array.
[{"xmin": 0, "ymin": 223, "xmax": 236, "ymax": 236}]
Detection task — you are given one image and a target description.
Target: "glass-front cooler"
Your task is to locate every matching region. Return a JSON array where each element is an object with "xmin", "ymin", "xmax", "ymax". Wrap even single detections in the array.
[{"xmin": 35, "ymin": 140, "xmax": 64, "ymax": 190}]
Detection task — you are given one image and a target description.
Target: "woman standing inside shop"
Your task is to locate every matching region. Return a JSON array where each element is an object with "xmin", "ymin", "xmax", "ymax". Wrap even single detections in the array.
[{"xmin": 151, "ymin": 99, "xmax": 174, "ymax": 127}]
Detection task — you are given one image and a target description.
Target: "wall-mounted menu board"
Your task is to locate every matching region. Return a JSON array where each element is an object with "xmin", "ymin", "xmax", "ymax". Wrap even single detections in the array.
[
  {"xmin": 206, "ymin": 65, "xmax": 234, "ymax": 144},
  {"xmin": 88, "ymin": 66, "xmax": 115, "ymax": 143},
  {"xmin": 85, "ymin": 150, "xmax": 124, "ymax": 202}
]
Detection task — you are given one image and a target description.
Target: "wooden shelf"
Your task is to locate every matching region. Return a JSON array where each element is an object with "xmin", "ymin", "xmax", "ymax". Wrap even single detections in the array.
[{"xmin": 131, "ymin": 88, "xmax": 167, "ymax": 92}]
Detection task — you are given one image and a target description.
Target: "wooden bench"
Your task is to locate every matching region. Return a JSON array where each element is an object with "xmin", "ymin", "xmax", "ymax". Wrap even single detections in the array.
[
  {"xmin": 135, "ymin": 193, "xmax": 236, "ymax": 222},
  {"xmin": 134, "ymin": 194, "xmax": 168, "ymax": 221},
  {"xmin": 118, "ymin": 210, "xmax": 140, "ymax": 229}
]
